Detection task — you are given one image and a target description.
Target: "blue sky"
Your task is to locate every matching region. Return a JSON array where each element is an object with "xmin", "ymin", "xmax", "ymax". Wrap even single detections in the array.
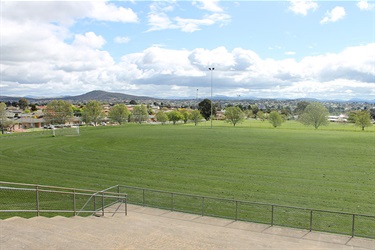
[{"xmin": 1, "ymin": 0, "xmax": 374, "ymax": 100}]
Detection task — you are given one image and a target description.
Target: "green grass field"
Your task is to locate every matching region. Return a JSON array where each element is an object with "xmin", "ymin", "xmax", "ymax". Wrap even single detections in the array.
[{"xmin": 1, "ymin": 120, "xmax": 374, "ymax": 214}]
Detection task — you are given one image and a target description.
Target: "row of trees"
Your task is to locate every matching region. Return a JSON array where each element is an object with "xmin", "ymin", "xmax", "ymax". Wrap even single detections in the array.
[
  {"xmin": 1, "ymin": 99, "xmax": 373, "ymax": 132},
  {"xmin": 219, "ymin": 102, "xmax": 372, "ymax": 130}
]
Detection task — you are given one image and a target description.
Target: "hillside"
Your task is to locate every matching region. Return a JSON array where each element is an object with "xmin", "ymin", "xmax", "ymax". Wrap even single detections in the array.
[
  {"xmin": 62, "ymin": 90, "xmax": 156, "ymax": 103},
  {"xmin": 0, "ymin": 90, "xmax": 157, "ymax": 104}
]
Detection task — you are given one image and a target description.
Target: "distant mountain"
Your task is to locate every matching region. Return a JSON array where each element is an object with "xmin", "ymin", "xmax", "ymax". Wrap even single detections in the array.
[
  {"xmin": 61, "ymin": 90, "xmax": 156, "ymax": 103},
  {"xmin": 0, "ymin": 90, "xmax": 158, "ymax": 104},
  {"xmin": 1, "ymin": 90, "xmax": 374, "ymax": 104}
]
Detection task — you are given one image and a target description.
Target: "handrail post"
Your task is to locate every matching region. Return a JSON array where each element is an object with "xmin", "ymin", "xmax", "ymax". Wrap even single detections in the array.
[
  {"xmin": 125, "ymin": 195, "xmax": 127, "ymax": 216},
  {"xmin": 101, "ymin": 192, "xmax": 104, "ymax": 216},
  {"xmin": 351, "ymin": 214, "xmax": 355, "ymax": 237},
  {"xmin": 271, "ymin": 205, "xmax": 274, "ymax": 226},
  {"xmin": 201, "ymin": 197, "xmax": 205, "ymax": 216},
  {"xmin": 73, "ymin": 189, "xmax": 76, "ymax": 216},
  {"xmin": 310, "ymin": 210, "xmax": 313, "ymax": 232},
  {"xmin": 35, "ymin": 185, "xmax": 40, "ymax": 216},
  {"xmin": 171, "ymin": 193, "xmax": 174, "ymax": 212}
]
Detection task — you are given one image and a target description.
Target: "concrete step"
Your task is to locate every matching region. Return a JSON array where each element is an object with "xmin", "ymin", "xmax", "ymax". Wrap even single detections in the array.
[
  {"xmin": 1, "ymin": 204, "xmax": 374, "ymax": 250},
  {"xmin": 0, "ymin": 215, "xmax": 118, "ymax": 249}
]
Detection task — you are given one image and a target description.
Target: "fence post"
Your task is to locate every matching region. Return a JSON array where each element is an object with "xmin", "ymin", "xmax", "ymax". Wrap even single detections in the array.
[
  {"xmin": 235, "ymin": 201, "xmax": 238, "ymax": 221},
  {"xmin": 351, "ymin": 214, "xmax": 355, "ymax": 237},
  {"xmin": 73, "ymin": 189, "xmax": 76, "ymax": 216},
  {"xmin": 142, "ymin": 189, "xmax": 145, "ymax": 206},
  {"xmin": 271, "ymin": 205, "xmax": 274, "ymax": 226},
  {"xmin": 309, "ymin": 210, "xmax": 313, "ymax": 232},
  {"xmin": 94, "ymin": 195, "xmax": 96, "ymax": 212},
  {"xmin": 171, "ymin": 193, "xmax": 174, "ymax": 212},
  {"xmin": 117, "ymin": 185, "xmax": 120, "ymax": 203},
  {"xmin": 35, "ymin": 185, "xmax": 40, "ymax": 216},
  {"xmin": 201, "ymin": 197, "xmax": 205, "ymax": 216},
  {"xmin": 101, "ymin": 192, "xmax": 104, "ymax": 216}
]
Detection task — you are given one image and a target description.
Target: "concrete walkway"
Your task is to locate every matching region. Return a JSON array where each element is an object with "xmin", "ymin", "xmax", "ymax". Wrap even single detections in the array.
[{"xmin": 1, "ymin": 204, "xmax": 374, "ymax": 249}]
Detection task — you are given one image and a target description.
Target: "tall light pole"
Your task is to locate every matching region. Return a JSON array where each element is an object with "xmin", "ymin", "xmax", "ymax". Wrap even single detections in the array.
[{"xmin": 209, "ymin": 67, "xmax": 215, "ymax": 128}]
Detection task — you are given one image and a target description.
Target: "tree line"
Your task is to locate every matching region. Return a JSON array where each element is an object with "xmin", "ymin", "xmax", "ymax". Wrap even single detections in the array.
[{"xmin": 0, "ymin": 99, "xmax": 373, "ymax": 134}]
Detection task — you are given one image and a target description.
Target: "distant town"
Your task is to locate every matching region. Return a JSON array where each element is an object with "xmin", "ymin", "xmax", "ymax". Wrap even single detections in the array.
[{"xmin": 1, "ymin": 90, "xmax": 374, "ymax": 133}]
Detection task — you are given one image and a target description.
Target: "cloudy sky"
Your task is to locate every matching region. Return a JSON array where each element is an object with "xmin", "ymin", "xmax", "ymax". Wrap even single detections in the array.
[{"xmin": 1, "ymin": 0, "xmax": 374, "ymax": 100}]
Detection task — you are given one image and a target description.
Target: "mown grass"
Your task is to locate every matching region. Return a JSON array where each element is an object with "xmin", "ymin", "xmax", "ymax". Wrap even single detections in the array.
[{"xmin": 0, "ymin": 120, "xmax": 374, "ymax": 235}]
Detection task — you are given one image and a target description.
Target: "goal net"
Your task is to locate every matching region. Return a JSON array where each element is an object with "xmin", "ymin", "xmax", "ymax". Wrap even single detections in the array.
[{"xmin": 52, "ymin": 125, "xmax": 80, "ymax": 137}]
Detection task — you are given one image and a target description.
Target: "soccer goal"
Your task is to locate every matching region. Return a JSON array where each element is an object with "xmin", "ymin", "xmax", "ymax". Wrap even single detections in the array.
[{"xmin": 52, "ymin": 125, "xmax": 80, "ymax": 137}]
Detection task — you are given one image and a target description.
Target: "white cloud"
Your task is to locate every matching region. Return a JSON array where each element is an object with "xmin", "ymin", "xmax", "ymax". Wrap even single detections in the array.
[
  {"xmin": 288, "ymin": 0, "xmax": 318, "ymax": 15},
  {"xmin": 88, "ymin": 1, "xmax": 139, "ymax": 23},
  {"xmin": 285, "ymin": 51, "xmax": 296, "ymax": 56},
  {"xmin": 175, "ymin": 13, "xmax": 231, "ymax": 32},
  {"xmin": 193, "ymin": 0, "xmax": 224, "ymax": 12},
  {"xmin": 73, "ymin": 32, "xmax": 106, "ymax": 49},
  {"xmin": 3, "ymin": 41, "xmax": 374, "ymax": 100},
  {"xmin": 357, "ymin": 0, "xmax": 375, "ymax": 10},
  {"xmin": 1, "ymin": 0, "xmax": 373, "ymax": 101},
  {"xmin": 147, "ymin": 1, "xmax": 230, "ymax": 32},
  {"xmin": 320, "ymin": 6, "xmax": 346, "ymax": 24},
  {"xmin": 0, "ymin": 1, "xmax": 138, "ymax": 27},
  {"xmin": 114, "ymin": 36, "xmax": 131, "ymax": 44}
]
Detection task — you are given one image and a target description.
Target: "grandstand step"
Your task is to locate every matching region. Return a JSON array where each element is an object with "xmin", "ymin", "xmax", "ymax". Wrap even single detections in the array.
[{"xmin": 1, "ymin": 206, "xmax": 374, "ymax": 250}]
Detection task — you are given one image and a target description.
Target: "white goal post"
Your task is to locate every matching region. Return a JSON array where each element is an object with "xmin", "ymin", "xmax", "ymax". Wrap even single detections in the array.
[{"xmin": 52, "ymin": 125, "xmax": 80, "ymax": 137}]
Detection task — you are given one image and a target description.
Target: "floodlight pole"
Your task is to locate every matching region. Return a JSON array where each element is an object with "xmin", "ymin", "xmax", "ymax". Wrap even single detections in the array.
[{"xmin": 209, "ymin": 67, "xmax": 215, "ymax": 128}]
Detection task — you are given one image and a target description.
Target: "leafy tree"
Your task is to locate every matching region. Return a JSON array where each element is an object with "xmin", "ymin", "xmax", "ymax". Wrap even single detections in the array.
[
  {"xmin": 108, "ymin": 104, "xmax": 130, "ymax": 125},
  {"xmin": 347, "ymin": 111, "xmax": 357, "ymax": 123},
  {"xmin": 257, "ymin": 111, "xmax": 266, "ymax": 121},
  {"xmin": 369, "ymin": 108, "xmax": 375, "ymax": 120},
  {"xmin": 82, "ymin": 101, "xmax": 103, "ymax": 126},
  {"xmin": 72, "ymin": 106, "xmax": 82, "ymax": 117},
  {"xmin": 245, "ymin": 109, "xmax": 254, "ymax": 119},
  {"xmin": 224, "ymin": 106, "xmax": 245, "ymax": 127},
  {"xmin": 132, "ymin": 104, "xmax": 148, "ymax": 124},
  {"xmin": 198, "ymin": 99, "xmax": 216, "ymax": 121},
  {"xmin": 190, "ymin": 110, "xmax": 203, "ymax": 126},
  {"xmin": 179, "ymin": 108, "xmax": 191, "ymax": 124},
  {"xmin": 0, "ymin": 102, "xmax": 14, "ymax": 134},
  {"xmin": 294, "ymin": 101, "xmax": 310, "ymax": 115},
  {"xmin": 252, "ymin": 105, "xmax": 259, "ymax": 116},
  {"xmin": 155, "ymin": 110, "xmax": 168, "ymax": 125},
  {"xmin": 129, "ymin": 100, "xmax": 137, "ymax": 105},
  {"xmin": 299, "ymin": 102, "xmax": 329, "ymax": 129},
  {"xmin": 354, "ymin": 110, "xmax": 372, "ymax": 131},
  {"xmin": 44, "ymin": 100, "xmax": 73, "ymax": 125},
  {"xmin": 30, "ymin": 104, "xmax": 37, "ymax": 112},
  {"xmin": 167, "ymin": 110, "xmax": 183, "ymax": 125},
  {"xmin": 18, "ymin": 98, "xmax": 28, "ymax": 110},
  {"xmin": 269, "ymin": 111, "xmax": 284, "ymax": 128}
]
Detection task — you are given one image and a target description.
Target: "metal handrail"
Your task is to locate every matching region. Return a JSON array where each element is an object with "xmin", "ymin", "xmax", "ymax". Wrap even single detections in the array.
[
  {"xmin": 0, "ymin": 181, "xmax": 120, "ymax": 196},
  {"xmin": 77, "ymin": 185, "xmax": 122, "ymax": 216},
  {"xmin": 0, "ymin": 183, "xmax": 127, "ymax": 217}
]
